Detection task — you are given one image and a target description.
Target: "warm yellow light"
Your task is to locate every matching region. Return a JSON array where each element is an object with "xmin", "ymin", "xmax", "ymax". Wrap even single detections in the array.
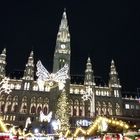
[
  {"xmin": 112, "ymin": 120, "xmax": 116, "ymax": 124},
  {"xmin": 0, "ymin": 118, "xmax": 8, "ymax": 132}
]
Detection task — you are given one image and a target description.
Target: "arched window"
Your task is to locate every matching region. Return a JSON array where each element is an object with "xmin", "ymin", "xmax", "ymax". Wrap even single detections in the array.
[
  {"xmin": 43, "ymin": 98, "xmax": 49, "ymax": 115},
  {"xmin": 30, "ymin": 97, "xmax": 36, "ymax": 114},
  {"xmin": 37, "ymin": 106, "xmax": 42, "ymax": 114},
  {"xmin": 1, "ymin": 104, "xmax": 5, "ymax": 113},
  {"xmin": 87, "ymin": 106, "xmax": 90, "ymax": 117},
  {"xmin": 13, "ymin": 104, "xmax": 18, "ymax": 113},
  {"xmin": 0, "ymin": 95, "xmax": 5, "ymax": 113},
  {"xmin": 37, "ymin": 97, "xmax": 43, "ymax": 103},
  {"xmin": 96, "ymin": 101, "xmax": 101, "ymax": 115},
  {"xmin": 15, "ymin": 84, "xmax": 21, "ymax": 90},
  {"xmin": 79, "ymin": 101, "xmax": 85, "ymax": 116},
  {"xmin": 44, "ymin": 98, "xmax": 49, "ymax": 104},
  {"xmin": 7, "ymin": 105, "xmax": 11, "ymax": 112},
  {"xmin": 116, "ymin": 103, "xmax": 121, "ymax": 115},
  {"xmin": 69, "ymin": 100, "xmax": 73, "ymax": 116},
  {"xmin": 108, "ymin": 102, "xmax": 113, "ymax": 115},
  {"xmin": 31, "ymin": 106, "xmax": 36, "ymax": 114},
  {"xmin": 33, "ymin": 84, "xmax": 38, "ymax": 91},
  {"xmin": 73, "ymin": 107, "xmax": 77, "ymax": 116},
  {"xmin": 5, "ymin": 95, "xmax": 12, "ymax": 113},
  {"xmin": 102, "ymin": 102, "xmax": 107, "ymax": 115},
  {"xmin": 59, "ymin": 58, "xmax": 65, "ymax": 69},
  {"xmin": 43, "ymin": 106, "xmax": 48, "ymax": 115},
  {"xmin": 74, "ymin": 100, "xmax": 79, "ymax": 116},
  {"xmin": 20, "ymin": 96, "xmax": 27, "ymax": 114},
  {"xmin": 31, "ymin": 97, "xmax": 36, "ymax": 103},
  {"xmin": 11, "ymin": 96, "xmax": 18, "ymax": 113}
]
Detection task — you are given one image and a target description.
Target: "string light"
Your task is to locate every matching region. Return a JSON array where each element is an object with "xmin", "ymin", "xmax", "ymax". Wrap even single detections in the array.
[
  {"xmin": 64, "ymin": 116, "xmax": 130, "ymax": 138},
  {"xmin": 36, "ymin": 60, "xmax": 69, "ymax": 90}
]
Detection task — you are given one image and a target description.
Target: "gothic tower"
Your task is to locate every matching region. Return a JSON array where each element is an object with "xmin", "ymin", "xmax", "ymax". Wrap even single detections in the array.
[
  {"xmin": 53, "ymin": 10, "xmax": 71, "ymax": 75},
  {"xmin": 109, "ymin": 60, "xmax": 121, "ymax": 87},
  {"xmin": 22, "ymin": 51, "xmax": 34, "ymax": 90},
  {"xmin": 84, "ymin": 57, "xmax": 96, "ymax": 117},
  {"xmin": 84, "ymin": 57, "xmax": 95, "ymax": 86},
  {"xmin": 23, "ymin": 51, "xmax": 34, "ymax": 81},
  {"xmin": 0, "ymin": 48, "xmax": 6, "ymax": 78}
]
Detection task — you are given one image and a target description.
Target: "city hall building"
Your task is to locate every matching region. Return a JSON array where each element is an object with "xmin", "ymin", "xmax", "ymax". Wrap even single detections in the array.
[{"xmin": 0, "ymin": 10, "xmax": 140, "ymax": 131}]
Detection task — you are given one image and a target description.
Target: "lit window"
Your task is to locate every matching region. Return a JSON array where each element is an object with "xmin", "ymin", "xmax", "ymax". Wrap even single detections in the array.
[
  {"xmin": 24, "ymin": 82, "xmax": 30, "ymax": 90},
  {"xmin": 70, "ymin": 88, "xmax": 73, "ymax": 93},
  {"xmin": 13, "ymin": 116, "xmax": 15, "ymax": 121},
  {"xmin": 6, "ymin": 116, "xmax": 8, "ymax": 120},
  {"xmin": 136, "ymin": 105, "xmax": 140, "ymax": 110},
  {"xmin": 101, "ymin": 91, "xmax": 104, "ymax": 96},
  {"xmin": 106, "ymin": 91, "xmax": 109, "ymax": 96},
  {"xmin": 33, "ymin": 85, "xmax": 38, "ymax": 91},
  {"xmin": 80, "ymin": 89, "xmax": 84, "ymax": 94},
  {"xmin": 15, "ymin": 84, "xmax": 21, "ymax": 90},
  {"xmin": 10, "ymin": 84, "xmax": 15, "ymax": 89},
  {"xmin": 45, "ymin": 86, "xmax": 50, "ymax": 92},
  {"xmin": 114, "ymin": 90, "xmax": 119, "ymax": 97},
  {"xmin": 96, "ymin": 90, "xmax": 99, "ymax": 96},
  {"xmin": 125, "ymin": 104, "xmax": 130, "ymax": 109},
  {"xmin": 74, "ymin": 89, "xmax": 79, "ymax": 94},
  {"xmin": 10, "ymin": 116, "xmax": 13, "ymax": 121},
  {"xmin": 131, "ymin": 105, "xmax": 134, "ymax": 109}
]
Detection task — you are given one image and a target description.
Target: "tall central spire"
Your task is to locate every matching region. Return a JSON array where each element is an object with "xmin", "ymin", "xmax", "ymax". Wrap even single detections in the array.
[
  {"xmin": 53, "ymin": 9, "xmax": 71, "ymax": 74},
  {"xmin": 57, "ymin": 9, "xmax": 70, "ymax": 43}
]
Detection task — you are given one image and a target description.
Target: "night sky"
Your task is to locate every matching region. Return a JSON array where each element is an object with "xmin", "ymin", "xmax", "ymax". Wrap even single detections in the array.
[{"xmin": 0, "ymin": 0, "xmax": 140, "ymax": 92}]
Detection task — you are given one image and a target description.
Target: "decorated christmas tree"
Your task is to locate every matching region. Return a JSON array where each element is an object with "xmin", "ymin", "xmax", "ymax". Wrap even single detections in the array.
[{"xmin": 56, "ymin": 89, "xmax": 70, "ymax": 134}]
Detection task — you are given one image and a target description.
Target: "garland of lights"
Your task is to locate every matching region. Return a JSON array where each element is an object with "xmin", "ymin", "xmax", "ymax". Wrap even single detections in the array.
[
  {"xmin": 64, "ymin": 116, "xmax": 130, "ymax": 138},
  {"xmin": 36, "ymin": 60, "xmax": 69, "ymax": 90},
  {"xmin": 0, "ymin": 116, "xmax": 130, "ymax": 139},
  {"xmin": 0, "ymin": 77, "xmax": 12, "ymax": 95}
]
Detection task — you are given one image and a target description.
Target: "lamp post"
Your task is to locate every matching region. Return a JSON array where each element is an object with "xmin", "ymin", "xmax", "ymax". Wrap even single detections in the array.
[{"xmin": 82, "ymin": 86, "xmax": 95, "ymax": 117}]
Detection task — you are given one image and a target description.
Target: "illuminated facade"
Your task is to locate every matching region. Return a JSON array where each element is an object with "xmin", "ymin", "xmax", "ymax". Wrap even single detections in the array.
[{"xmin": 0, "ymin": 10, "xmax": 140, "ymax": 130}]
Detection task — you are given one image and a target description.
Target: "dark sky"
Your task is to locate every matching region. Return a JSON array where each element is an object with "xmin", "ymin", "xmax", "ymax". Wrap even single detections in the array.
[{"xmin": 0, "ymin": 0, "xmax": 140, "ymax": 92}]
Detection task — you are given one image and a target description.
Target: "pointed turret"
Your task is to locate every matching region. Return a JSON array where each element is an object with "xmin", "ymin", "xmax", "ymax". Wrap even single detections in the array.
[
  {"xmin": 0, "ymin": 48, "xmax": 6, "ymax": 78},
  {"xmin": 23, "ymin": 51, "xmax": 34, "ymax": 81},
  {"xmin": 84, "ymin": 57, "xmax": 95, "ymax": 86},
  {"xmin": 109, "ymin": 60, "xmax": 121, "ymax": 87},
  {"xmin": 53, "ymin": 9, "xmax": 71, "ymax": 75},
  {"xmin": 57, "ymin": 9, "xmax": 70, "ymax": 43}
]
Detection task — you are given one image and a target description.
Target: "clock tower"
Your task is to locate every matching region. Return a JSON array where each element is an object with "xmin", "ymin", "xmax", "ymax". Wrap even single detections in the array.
[{"xmin": 53, "ymin": 9, "xmax": 71, "ymax": 76}]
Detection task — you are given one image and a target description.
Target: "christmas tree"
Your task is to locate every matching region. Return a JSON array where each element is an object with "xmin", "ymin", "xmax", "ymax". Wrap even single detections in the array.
[{"xmin": 56, "ymin": 89, "xmax": 70, "ymax": 134}]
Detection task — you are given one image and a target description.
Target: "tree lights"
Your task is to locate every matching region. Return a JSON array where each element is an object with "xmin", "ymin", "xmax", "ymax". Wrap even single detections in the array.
[{"xmin": 55, "ymin": 89, "xmax": 70, "ymax": 135}]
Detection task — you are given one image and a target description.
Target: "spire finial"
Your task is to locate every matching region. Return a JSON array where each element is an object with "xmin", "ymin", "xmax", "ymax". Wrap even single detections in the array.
[
  {"xmin": 2, "ymin": 48, "xmax": 6, "ymax": 55},
  {"xmin": 87, "ymin": 57, "xmax": 91, "ymax": 62},
  {"xmin": 63, "ymin": 8, "xmax": 67, "ymax": 19},
  {"xmin": 30, "ymin": 51, "xmax": 33, "ymax": 57}
]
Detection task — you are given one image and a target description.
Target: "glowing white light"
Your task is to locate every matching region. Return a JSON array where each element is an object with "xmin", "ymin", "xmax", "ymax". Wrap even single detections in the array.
[
  {"xmin": 0, "ymin": 77, "xmax": 12, "ymax": 95},
  {"xmin": 34, "ymin": 128, "xmax": 39, "ymax": 134},
  {"xmin": 51, "ymin": 120, "xmax": 59, "ymax": 131},
  {"xmin": 24, "ymin": 117, "xmax": 31, "ymax": 131},
  {"xmin": 36, "ymin": 60, "xmax": 69, "ymax": 90},
  {"xmin": 82, "ymin": 86, "xmax": 93, "ymax": 101},
  {"xmin": 39, "ymin": 111, "xmax": 52, "ymax": 122},
  {"xmin": 98, "ymin": 119, "xmax": 108, "ymax": 132}
]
